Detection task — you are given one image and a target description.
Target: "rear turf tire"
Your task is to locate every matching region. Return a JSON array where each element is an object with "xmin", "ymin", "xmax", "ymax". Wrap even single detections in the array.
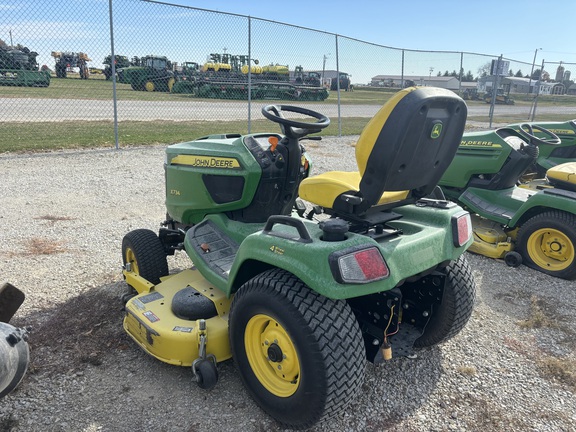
[
  {"xmin": 414, "ymin": 255, "xmax": 476, "ymax": 348},
  {"xmin": 229, "ymin": 269, "xmax": 366, "ymax": 429},
  {"xmin": 122, "ymin": 229, "xmax": 168, "ymax": 285},
  {"xmin": 517, "ymin": 210, "xmax": 576, "ymax": 280}
]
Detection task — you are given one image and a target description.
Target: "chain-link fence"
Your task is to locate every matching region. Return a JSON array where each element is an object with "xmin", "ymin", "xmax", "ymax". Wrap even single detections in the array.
[{"xmin": 1, "ymin": 0, "xmax": 575, "ymax": 151}]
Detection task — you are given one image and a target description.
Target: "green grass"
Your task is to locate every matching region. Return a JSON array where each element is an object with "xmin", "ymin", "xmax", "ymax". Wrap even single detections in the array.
[
  {"xmin": 0, "ymin": 118, "xmax": 373, "ymax": 153},
  {"xmin": 1, "ymin": 112, "xmax": 572, "ymax": 153},
  {"xmin": 1, "ymin": 79, "xmax": 576, "ymax": 153}
]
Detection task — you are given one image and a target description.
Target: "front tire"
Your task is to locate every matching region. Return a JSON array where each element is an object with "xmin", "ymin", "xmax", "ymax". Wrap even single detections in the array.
[
  {"xmin": 414, "ymin": 255, "xmax": 476, "ymax": 348},
  {"xmin": 145, "ymin": 81, "xmax": 155, "ymax": 92},
  {"xmin": 229, "ymin": 269, "xmax": 366, "ymax": 429},
  {"xmin": 516, "ymin": 211, "xmax": 576, "ymax": 279},
  {"xmin": 122, "ymin": 229, "xmax": 168, "ymax": 285}
]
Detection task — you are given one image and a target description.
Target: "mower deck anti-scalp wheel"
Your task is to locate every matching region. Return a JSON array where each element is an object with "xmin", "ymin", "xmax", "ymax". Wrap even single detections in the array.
[
  {"xmin": 413, "ymin": 255, "xmax": 476, "ymax": 348},
  {"xmin": 122, "ymin": 229, "xmax": 169, "ymax": 285},
  {"xmin": 517, "ymin": 210, "xmax": 576, "ymax": 280},
  {"xmin": 194, "ymin": 359, "xmax": 218, "ymax": 390},
  {"xmin": 229, "ymin": 269, "xmax": 366, "ymax": 429},
  {"xmin": 504, "ymin": 251, "xmax": 522, "ymax": 268}
]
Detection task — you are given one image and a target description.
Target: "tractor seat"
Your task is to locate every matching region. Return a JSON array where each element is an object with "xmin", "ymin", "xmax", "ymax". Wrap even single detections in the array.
[
  {"xmin": 546, "ymin": 162, "xmax": 576, "ymax": 192},
  {"xmin": 299, "ymin": 87, "xmax": 467, "ymax": 217},
  {"xmin": 298, "ymin": 172, "xmax": 409, "ymax": 208}
]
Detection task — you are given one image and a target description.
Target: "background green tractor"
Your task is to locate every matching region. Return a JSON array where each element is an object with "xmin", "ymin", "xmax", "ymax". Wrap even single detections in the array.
[
  {"xmin": 439, "ymin": 124, "xmax": 576, "ymax": 279},
  {"xmin": 483, "ymin": 88, "xmax": 514, "ymax": 105},
  {"xmin": 0, "ymin": 45, "xmax": 50, "ymax": 87},
  {"xmin": 124, "ymin": 55, "xmax": 175, "ymax": 92},
  {"xmin": 121, "ymin": 87, "xmax": 476, "ymax": 428},
  {"xmin": 507, "ymin": 120, "xmax": 576, "ymax": 178}
]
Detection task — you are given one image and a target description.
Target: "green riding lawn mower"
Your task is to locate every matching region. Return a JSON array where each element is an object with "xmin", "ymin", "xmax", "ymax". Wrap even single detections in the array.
[
  {"xmin": 439, "ymin": 122, "xmax": 576, "ymax": 280},
  {"xmin": 508, "ymin": 119, "xmax": 576, "ymax": 178},
  {"xmin": 120, "ymin": 87, "xmax": 476, "ymax": 429}
]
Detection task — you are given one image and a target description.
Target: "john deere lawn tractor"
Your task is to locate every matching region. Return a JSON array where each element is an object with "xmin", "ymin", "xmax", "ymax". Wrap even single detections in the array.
[
  {"xmin": 507, "ymin": 120, "xmax": 576, "ymax": 178},
  {"xmin": 439, "ymin": 124, "xmax": 576, "ymax": 279},
  {"xmin": 120, "ymin": 87, "xmax": 476, "ymax": 429}
]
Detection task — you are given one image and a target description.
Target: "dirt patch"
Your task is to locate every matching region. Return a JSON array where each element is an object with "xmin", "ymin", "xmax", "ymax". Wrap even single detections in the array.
[{"xmin": 22, "ymin": 283, "xmax": 128, "ymax": 376}]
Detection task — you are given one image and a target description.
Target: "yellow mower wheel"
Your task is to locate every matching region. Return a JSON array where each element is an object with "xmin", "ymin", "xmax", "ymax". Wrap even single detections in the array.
[
  {"xmin": 517, "ymin": 211, "xmax": 576, "ymax": 279},
  {"xmin": 229, "ymin": 268, "xmax": 365, "ymax": 429},
  {"xmin": 122, "ymin": 229, "xmax": 168, "ymax": 285},
  {"xmin": 124, "ymin": 247, "xmax": 140, "ymax": 275},
  {"xmin": 526, "ymin": 228, "xmax": 573, "ymax": 271},
  {"xmin": 245, "ymin": 314, "xmax": 300, "ymax": 397},
  {"xmin": 145, "ymin": 81, "xmax": 155, "ymax": 92},
  {"xmin": 168, "ymin": 77, "xmax": 175, "ymax": 92}
]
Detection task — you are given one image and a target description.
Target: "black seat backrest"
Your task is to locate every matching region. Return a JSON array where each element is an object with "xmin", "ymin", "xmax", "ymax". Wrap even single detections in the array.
[{"xmin": 354, "ymin": 87, "xmax": 467, "ymax": 213}]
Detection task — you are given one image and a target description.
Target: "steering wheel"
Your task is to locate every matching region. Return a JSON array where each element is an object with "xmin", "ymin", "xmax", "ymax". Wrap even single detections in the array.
[
  {"xmin": 518, "ymin": 123, "xmax": 561, "ymax": 146},
  {"xmin": 261, "ymin": 105, "xmax": 330, "ymax": 138}
]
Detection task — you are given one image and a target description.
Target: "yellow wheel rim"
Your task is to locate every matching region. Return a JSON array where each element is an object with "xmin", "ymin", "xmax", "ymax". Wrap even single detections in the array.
[
  {"xmin": 527, "ymin": 228, "xmax": 574, "ymax": 271},
  {"xmin": 145, "ymin": 81, "xmax": 155, "ymax": 92},
  {"xmin": 124, "ymin": 247, "xmax": 140, "ymax": 275},
  {"xmin": 168, "ymin": 77, "xmax": 175, "ymax": 92},
  {"xmin": 245, "ymin": 314, "xmax": 300, "ymax": 397}
]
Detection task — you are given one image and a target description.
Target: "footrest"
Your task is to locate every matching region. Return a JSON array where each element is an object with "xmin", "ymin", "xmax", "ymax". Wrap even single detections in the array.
[
  {"xmin": 461, "ymin": 190, "xmax": 515, "ymax": 220},
  {"xmin": 186, "ymin": 221, "xmax": 239, "ymax": 280}
]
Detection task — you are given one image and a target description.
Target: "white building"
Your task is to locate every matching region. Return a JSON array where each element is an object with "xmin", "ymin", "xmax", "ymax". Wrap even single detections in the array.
[{"xmin": 370, "ymin": 75, "xmax": 461, "ymax": 90}]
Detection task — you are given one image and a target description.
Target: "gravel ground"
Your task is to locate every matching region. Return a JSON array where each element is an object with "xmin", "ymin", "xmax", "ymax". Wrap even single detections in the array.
[{"xmin": 1, "ymin": 136, "xmax": 575, "ymax": 432}]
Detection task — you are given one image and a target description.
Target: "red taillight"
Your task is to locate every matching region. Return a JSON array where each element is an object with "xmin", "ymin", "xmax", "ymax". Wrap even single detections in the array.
[
  {"xmin": 336, "ymin": 247, "xmax": 389, "ymax": 284},
  {"xmin": 452, "ymin": 211, "xmax": 472, "ymax": 247}
]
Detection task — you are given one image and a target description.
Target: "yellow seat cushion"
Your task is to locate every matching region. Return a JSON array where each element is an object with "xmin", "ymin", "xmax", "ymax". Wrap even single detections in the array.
[
  {"xmin": 299, "ymin": 171, "xmax": 409, "ymax": 209},
  {"xmin": 547, "ymin": 162, "xmax": 576, "ymax": 185}
]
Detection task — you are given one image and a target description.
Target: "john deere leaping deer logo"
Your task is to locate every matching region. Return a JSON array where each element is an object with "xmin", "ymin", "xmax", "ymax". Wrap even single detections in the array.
[{"xmin": 431, "ymin": 122, "xmax": 443, "ymax": 139}]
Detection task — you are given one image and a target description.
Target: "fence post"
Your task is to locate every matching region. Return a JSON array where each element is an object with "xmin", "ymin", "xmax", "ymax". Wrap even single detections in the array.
[
  {"xmin": 108, "ymin": 0, "xmax": 119, "ymax": 150},
  {"xmin": 530, "ymin": 59, "xmax": 545, "ymax": 121},
  {"xmin": 488, "ymin": 54, "xmax": 502, "ymax": 128},
  {"xmin": 401, "ymin": 50, "xmax": 404, "ymax": 88},
  {"xmin": 247, "ymin": 16, "xmax": 252, "ymax": 134},
  {"xmin": 458, "ymin": 52, "xmax": 463, "ymax": 94},
  {"xmin": 335, "ymin": 34, "xmax": 341, "ymax": 137}
]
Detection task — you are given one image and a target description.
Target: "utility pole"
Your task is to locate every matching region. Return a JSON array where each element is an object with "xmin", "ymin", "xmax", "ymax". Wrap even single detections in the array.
[
  {"xmin": 322, "ymin": 54, "xmax": 330, "ymax": 86},
  {"xmin": 9, "ymin": 29, "xmax": 13, "ymax": 47},
  {"xmin": 527, "ymin": 48, "xmax": 541, "ymax": 95}
]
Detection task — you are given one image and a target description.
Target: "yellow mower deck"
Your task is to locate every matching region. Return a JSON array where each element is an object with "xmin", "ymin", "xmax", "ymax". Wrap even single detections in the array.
[
  {"xmin": 123, "ymin": 268, "xmax": 232, "ymax": 366},
  {"xmin": 467, "ymin": 214, "xmax": 514, "ymax": 259}
]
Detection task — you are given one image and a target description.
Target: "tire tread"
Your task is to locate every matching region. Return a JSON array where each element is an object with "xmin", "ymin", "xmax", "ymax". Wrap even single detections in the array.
[{"xmin": 230, "ymin": 269, "xmax": 366, "ymax": 428}]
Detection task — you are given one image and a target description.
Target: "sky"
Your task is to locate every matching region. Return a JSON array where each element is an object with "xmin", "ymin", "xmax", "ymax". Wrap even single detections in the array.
[
  {"xmin": 178, "ymin": 0, "xmax": 575, "ymax": 63},
  {"xmin": 1, "ymin": 0, "xmax": 575, "ymax": 84}
]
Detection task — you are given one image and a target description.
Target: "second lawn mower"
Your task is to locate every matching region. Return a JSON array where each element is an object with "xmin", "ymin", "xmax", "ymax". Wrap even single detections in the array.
[{"xmin": 440, "ymin": 123, "xmax": 576, "ymax": 279}]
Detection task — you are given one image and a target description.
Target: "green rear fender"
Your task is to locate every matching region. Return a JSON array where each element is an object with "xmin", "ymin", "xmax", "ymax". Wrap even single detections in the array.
[
  {"xmin": 227, "ymin": 205, "xmax": 470, "ymax": 300},
  {"xmin": 510, "ymin": 190, "xmax": 576, "ymax": 227},
  {"xmin": 228, "ymin": 226, "xmax": 370, "ymax": 299}
]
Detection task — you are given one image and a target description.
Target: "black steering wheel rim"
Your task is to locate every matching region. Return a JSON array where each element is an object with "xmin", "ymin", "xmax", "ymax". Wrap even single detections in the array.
[
  {"xmin": 261, "ymin": 105, "xmax": 330, "ymax": 133},
  {"xmin": 519, "ymin": 123, "xmax": 561, "ymax": 146}
]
